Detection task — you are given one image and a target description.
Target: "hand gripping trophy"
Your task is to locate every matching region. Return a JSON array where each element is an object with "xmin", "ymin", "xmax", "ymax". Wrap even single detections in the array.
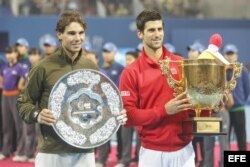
[{"xmin": 160, "ymin": 34, "xmax": 242, "ymax": 135}]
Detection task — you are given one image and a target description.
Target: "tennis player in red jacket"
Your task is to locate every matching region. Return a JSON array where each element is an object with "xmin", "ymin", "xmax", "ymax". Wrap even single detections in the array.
[{"xmin": 119, "ymin": 9, "xmax": 195, "ymax": 167}]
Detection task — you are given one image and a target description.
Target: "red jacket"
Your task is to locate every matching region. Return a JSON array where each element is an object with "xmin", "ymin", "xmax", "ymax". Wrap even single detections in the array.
[{"xmin": 119, "ymin": 47, "xmax": 192, "ymax": 151}]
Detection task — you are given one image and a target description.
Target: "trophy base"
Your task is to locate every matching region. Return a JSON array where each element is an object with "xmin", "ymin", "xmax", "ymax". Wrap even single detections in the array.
[{"xmin": 182, "ymin": 117, "xmax": 226, "ymax": 136}]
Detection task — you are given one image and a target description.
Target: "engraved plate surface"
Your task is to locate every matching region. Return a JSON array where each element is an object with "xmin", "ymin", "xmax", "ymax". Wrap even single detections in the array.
[
  {"xmin": 197, "ymin": 121, "xmax": 220, "ymax": 133},
  {"xmin": 48, "ymin": 69, "xmax": 122, "ymax": 149}
]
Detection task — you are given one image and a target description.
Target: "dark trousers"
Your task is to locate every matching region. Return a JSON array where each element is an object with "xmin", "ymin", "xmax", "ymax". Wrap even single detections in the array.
[
  {"xmin": 23, "ymin": 122, "xmax": 36, "ymax": 158},
  {"xmin": 229, "ymin": 110, "xmax": 246, "ymax": 150},
  {"xmin": 119, "ymin": 126, "xmax": 140, "ymax": 165},
  {"xmin": 1, "ymin": 95, "xmax": 24, "ymax": 156},
  {"xmin": 97, "ymin": 127, "xmax": 122, "ymax": 164}
]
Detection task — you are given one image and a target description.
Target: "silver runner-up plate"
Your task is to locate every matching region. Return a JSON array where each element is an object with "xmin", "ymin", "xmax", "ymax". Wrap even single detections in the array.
[{"xmin": 48, "ymin": 69, "xmax": 123, "ymax": 149}]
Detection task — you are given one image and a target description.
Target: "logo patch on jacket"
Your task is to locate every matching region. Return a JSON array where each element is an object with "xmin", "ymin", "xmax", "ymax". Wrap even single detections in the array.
[
  {"xmin": 170, "ymin": 68, "xmax": 177, "ymax": 74},
  {"xmin": 111, "ymin": 70, "xmax": 118, "ymax": 75},
  {"xmin": 120, "ymin": 91, "xmax": 130, "ymax": 97}
]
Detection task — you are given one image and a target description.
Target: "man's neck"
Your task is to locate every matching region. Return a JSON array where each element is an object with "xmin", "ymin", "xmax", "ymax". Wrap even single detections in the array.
[
  {"xmin": 20, "ymin": 53, "xmax": 28, "ymax": 59},
  {"xmin": 103, "ymin": 61, "xmax": 114, "ymax": 68},
  {"xmin": 68, "ymin": 53, "xmax": 78, "ymax": 62},
  {"xmin": 144, "ymin": 47, "xmax": 163, "ymax": 62},
  {"xmin": 9, "ymin": 60, "xmax": 17, "ymax": 67},
  {"xmin": 63, "ymin": 47, "xmax": 79, "ymax": 62}
]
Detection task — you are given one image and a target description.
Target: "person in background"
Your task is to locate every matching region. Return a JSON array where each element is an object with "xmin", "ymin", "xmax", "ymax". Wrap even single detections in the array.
[
  {"xmin": 125, "ymin": 51, "xmax": 139, "ymax": 66},
  {"xmin": 187, "ymin": 41, "xmax": 205, "ymax": 167},
  {"xmin": 115, "ymin": 50, "xmax": 140, "ymax": 167},
  {"xmin": 19, "ymin": 48, "xmax": 42, "ymax": 84},
  {"xmin": 16, "ymin": 11, "xmax": 127, "ymax": 167},
  {"xmin": 96, "ymin": 42, "xmax": 124, "ymax": 167},
  {"xmin": 82, "ymin": 43, "xmax": 99, "ymax": 65},
  {"xmin": 136, "ymin": 43, "xmax": 143, "ymax": 54},
  {"xmin": 0, "ymin": 56, "xmax": 6, "ymax": 152},
  {"xmin": 15, "ymin": 38, "xmax": 31, "ymax": 149},
  {"xmin": 16, "ymin": 38, "xmax": 31, "ymax": 71},
  {"xmin": 82, "ymin": 43, "xmax": 93, "ymax": 56},
  {"xmin": 101, "ymin": 42, "xmax": 124, "ymax": 86},
  {"xmin": 15, "ymin": 48, "xmax": 41, "ymax": 162},
  {"xmin": 164, "ymin": 42, "xmax": 184, "ymax": 57},
  {"xmin": 223, "ymin": 44, "xmax": 250, "ymax": 151},
  {"xmin": 0, "ymin": 46, "xmax": 26, "ymax": 161},
  {"xmin": 42, "ymin": 36, "xmax": 57, "ymax": 57},
  {"xmin": 164, "ymin": 43, "xmax": 176, "ymax": 54},
  {"xmin": 187, "ymin": 41, "xmax": 204, "ymax": 59},
  {"xmin": 119, "ymin": 9, "xmax": 195, "ymax": 167},
  {"xmin": 28, "ymin": 48, "xmax": 42, "ymax": 66}
]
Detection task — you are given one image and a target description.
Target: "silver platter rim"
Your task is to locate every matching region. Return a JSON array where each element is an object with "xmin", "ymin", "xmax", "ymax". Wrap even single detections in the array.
[{"xmin": 48, "ymin": 69, "xmax": 123, "ymax": 149}]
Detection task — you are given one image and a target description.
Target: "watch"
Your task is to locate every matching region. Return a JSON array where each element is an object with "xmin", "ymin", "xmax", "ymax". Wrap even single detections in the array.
[{"xmin": 33, "ymin": 110, "xmax": 40, "ymax": 122}]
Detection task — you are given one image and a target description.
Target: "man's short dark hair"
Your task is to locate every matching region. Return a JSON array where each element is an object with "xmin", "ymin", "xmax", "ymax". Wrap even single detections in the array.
[
  {"xmin": 56, "ymin": 10, "xmax": 87, "ymax": 33},
  {"xmin": 5, "ymin": 45, "xmax": 17, "ymax": 53},
  {"xmin": 29, "ymin": 48, "xmax": 41, "ymax": 55},
  {"xmin": 136, "ymin": 9, "xmax": 163, "ymax": 31},
  {"xmin": 125, "ymin": 51, "xmax": 139, "ymax": 59}
]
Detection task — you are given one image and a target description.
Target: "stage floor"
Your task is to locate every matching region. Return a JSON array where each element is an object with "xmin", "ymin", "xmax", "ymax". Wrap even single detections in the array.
[{"xmin": 0, "ymin": 143, "xmax": 249, "ymax": 167}]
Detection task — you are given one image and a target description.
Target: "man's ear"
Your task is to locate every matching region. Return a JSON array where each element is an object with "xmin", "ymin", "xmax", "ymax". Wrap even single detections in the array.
[
  {"xmin": 137, "ymin": 31, "xmax": 143, "ymax": 40},
  {"xmin": 57, "ymin": 32, "xmax": 62, "ymax": 41}
]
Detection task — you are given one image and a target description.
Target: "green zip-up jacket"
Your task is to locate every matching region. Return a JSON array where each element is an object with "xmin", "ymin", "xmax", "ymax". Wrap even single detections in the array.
[{"xmin": 17, "ymin": 47, "xmax": 99, "ymax": 153}]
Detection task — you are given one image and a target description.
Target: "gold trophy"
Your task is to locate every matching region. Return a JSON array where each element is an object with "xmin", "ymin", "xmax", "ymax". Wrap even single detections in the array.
[{"xmin": 160, "ymin": 58, "xmax": 242, "ymax": 135}]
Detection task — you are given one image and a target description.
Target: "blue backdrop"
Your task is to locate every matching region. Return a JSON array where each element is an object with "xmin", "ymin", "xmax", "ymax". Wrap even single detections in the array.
[{"xmin": 1, "ymin": 16, "xmax": 250, "ymax": 64}]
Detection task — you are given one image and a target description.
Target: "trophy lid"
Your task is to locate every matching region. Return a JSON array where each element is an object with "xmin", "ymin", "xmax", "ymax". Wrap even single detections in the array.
[{"xmin": 198, "ymin": 33, "xmax": 230, "ymax": 65}]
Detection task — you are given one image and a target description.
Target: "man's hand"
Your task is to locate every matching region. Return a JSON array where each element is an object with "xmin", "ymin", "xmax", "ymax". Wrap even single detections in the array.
[
  {"xmin": 116, "ymin": 109, "xmax": 127, "ymax": 125},
  {"xmin": 37, "ymin": 109, "xmax": 56, "ymax": 126},
  {"xmin": 164, "ymin": 92, "xmax": 193, "ymax": 115},
  {"xmin": 214, "ymin": 91, "xmax": 234, "ymax": 112}
]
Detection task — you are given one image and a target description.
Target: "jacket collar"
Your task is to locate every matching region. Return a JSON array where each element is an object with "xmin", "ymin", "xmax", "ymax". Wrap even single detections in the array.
[
  {"xmin": 141, "ymin": 46, "xmax": 171, "ymax": 67},
  {"xmin": 57, "ymin": 47, "xmax": 82, "ymax": 64}
]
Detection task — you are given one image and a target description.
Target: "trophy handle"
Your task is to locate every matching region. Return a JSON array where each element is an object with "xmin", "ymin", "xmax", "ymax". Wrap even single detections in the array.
[
  {"xmin": 160, "ymin": 58, "xmax": 184, "ymax": 96},
  {"xmin": 225, "ymin": 62, "xmax": 243, "ymax": 92}
]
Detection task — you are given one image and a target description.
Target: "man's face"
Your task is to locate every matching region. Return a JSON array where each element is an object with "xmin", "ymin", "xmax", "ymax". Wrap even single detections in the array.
[
  {"xmin": 57, "ymin": 22, "xmax": 85, "ymax": 56},
  {"xmin": 137, "ymin": 20, "xmax": 164, "ymax": 50},
  {"xmin": 43, "ymin": 44, "xmax": 57, "ymax": 56},
  {"xmin": 102, "ymin": 51, "xmax": 115, "ymax": 63},
  {"xmin": 188, "ymin": 50, "xmax": 200, "ymax": 59},
  {"xmin": 224, "ymin": 52, "xmax": 238, "ymax": 63},
  {"xmin": 125, "ymin": 54, "xmax": 136, "ymax": 66},
  {"xmin": 29, "ymin": 54, "xmax": 40, "ymax": 65},
  {"xmin": 16, "ymin": 45, "xmax": 28, "ymax": 55},
  {"xmin": 6, "ymin": 51, "xmax": 18, "ymax": 63}
]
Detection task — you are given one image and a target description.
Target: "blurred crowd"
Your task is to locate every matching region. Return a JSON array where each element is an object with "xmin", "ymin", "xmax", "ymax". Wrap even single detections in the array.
[
  {"xmin": 2, "ymin": 0, "xmax": 250, "ymax": 19},
  {"xmin": 0, "ymin": 0, "xmax": 201, "ymax": 17},
  {"xmin": 1, "ymin": 0, "xmax": 250, "ymax": 19}
]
